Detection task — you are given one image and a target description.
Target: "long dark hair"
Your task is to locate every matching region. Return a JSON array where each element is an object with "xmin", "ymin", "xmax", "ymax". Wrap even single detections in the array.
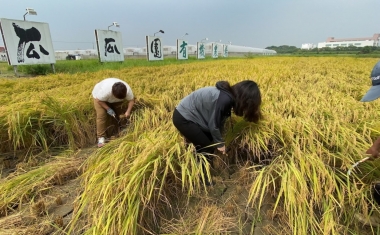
[
  {"xmin": 231, "ymin": 80, "xmax": 262, "ymax": 123},
  {"xmin": 216, "ymin": 81, "xmax": 235, "ymax": 96}
]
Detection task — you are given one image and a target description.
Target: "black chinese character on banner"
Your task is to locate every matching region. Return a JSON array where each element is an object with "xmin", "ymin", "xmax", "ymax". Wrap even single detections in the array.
[
  {"xmin": 12, "ymin": 23, "xmax": 50, "ymax": 63},
  {"xmin": 151, "ymin": 38, "xmax": 162, "ymax": 58},
  {"xmin": 104, "ymin": 38, "xmax": 120, "ymax": 56}
]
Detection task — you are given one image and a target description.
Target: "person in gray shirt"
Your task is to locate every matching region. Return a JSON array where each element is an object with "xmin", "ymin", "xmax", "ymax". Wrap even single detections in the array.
[
  {"xmin": 173, "ymin": 80, "xmax": 262, "ymax": 185},
  {"xmin": 355, "ymin": 60, "xmax": 380, "ymax": 226}
]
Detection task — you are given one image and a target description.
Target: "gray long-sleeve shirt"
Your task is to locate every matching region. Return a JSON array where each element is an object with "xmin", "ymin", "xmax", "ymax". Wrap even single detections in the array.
[{"xmin": 176, "ymin": 85, "xmax": 234, "ymax": 147}]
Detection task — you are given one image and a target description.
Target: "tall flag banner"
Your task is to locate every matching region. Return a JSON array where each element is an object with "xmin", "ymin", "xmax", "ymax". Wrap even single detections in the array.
[
  {"xmin": 223, "ymin": 45, "xmax": 228, "ymax": 57},
  {"xmin": 146, "ymin": 36, "xmax": 164, "ymax": 61},
  {"xmin": 197, "ymin": 42, "xmax": 206, "ymax": 59},
  {"xmin": 95, "ymin": 29, "xmax": 124, "ymax": 62},
  {"xmin": 176, "ymin": 39, "xmax": 188, "ymax": 60},
  {"xmin": 0, "ymin": 18, "xmax": 55, "ymax": 65},
  {"xmin": 212, "ymin": 43, "xmax": 218, "ymax": 58}
]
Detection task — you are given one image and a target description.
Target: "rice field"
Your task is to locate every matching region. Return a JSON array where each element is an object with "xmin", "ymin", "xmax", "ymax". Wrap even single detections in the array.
[{"xmin": 1, "ymin": 57, "xmax": 380, "ymax": 234}]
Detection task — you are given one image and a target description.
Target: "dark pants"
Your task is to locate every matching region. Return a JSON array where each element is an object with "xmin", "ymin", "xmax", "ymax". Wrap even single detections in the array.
[
  {"xmin": 172, "ymin": 109, "xmax": 215, "ymax": 161},
  {"xmin": 173, "ymin": 109, "xmax": 215, "ymax": 185},
  {"xmin": 374, "ymin": 183, "xmax": 380, "ymax": 205}
]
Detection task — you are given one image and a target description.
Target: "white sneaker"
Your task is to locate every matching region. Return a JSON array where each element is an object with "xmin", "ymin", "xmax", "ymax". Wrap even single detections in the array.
[{"xmin": 97, "ymin": 137, "xmax": 105, "ymax": 148}]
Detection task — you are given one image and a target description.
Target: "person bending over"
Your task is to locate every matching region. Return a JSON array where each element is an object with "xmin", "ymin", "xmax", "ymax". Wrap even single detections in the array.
[
  {"xmin": 92, "ymin": 78, "xmax": 135, "ymax": 147},
  {"xmin": 356, "ymin": 60, "xmax": 380, "ymax": 226},
  {"xmin": 172, "ymin": 80, "xmax": 262, "ymax": 185}
]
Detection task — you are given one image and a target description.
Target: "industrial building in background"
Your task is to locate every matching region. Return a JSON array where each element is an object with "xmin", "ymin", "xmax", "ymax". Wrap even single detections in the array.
[
  {"xmin": 301, "ymin": 43, "xmax": 317, "ymax": 50},
  {"xmin": 317, "ymin": 33, "xmax": 380, "ymax": 48},
  {"xmin": 0, "ymin": 47, "xmax": 6, "ymax": 62}
]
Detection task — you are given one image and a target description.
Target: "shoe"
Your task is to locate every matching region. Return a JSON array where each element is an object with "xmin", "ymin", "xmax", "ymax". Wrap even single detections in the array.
[
  {"xmin": 97, "ymin": 137, "xmax": 105, "ymax": 148},
  {"xmin": 355, "ymin": 212, "xmax": 380, "ymax": 227}
]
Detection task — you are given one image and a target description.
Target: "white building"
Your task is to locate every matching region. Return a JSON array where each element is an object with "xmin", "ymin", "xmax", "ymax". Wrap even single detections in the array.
[
  {"xmin": 201, "ymin": 43, "xmax": 276, "ymax": 55},
  {"xmin": 318, "ymin": 34, "xmax": 380, "ymax": 48},
  {"xmin": 301, "ymin": 43, "xmax": 316, "ymax": 50},
  {"xmin": 225, "ymin": 45, "xmax": 276, "ymax": 55},
  {"xmin": 123, "ymin": 47, "xmax": 142, "ymax": 55},
  {"xmin": 0, "ymin": 52, "xmax": 7, "ymax": 62},
  {"xmin": 162, "ymin": 46, "xmax": 178, "ymax": 55}
]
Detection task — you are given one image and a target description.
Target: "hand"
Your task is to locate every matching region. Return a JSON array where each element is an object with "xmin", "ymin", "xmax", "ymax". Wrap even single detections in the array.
[
  {"xmin": 217, "ymin": 146, "xmax": 226, "ymax": 154},
  {"xmin": 124, "ymin": 111, "xmax": 131, "ymax": 118},
  {"xmin": 366, "ymin": 146, "xmax": 380, "ymax": 158},
  {"xmin": 107, "ymin": 108, "xmax": 116, "ymax": 117},
  {"xmin": 366, "ymin": 137, "xmax": 380, "ymax": 158}
]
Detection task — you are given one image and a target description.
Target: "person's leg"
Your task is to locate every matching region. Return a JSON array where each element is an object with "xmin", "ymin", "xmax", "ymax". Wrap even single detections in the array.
[
  {"xmin": 94, "ymin": 99, "xmax": 108, "ymax": 147},
  {"xmin": 373, "ymin": 183, "xmax": 380, "ymax": 205},
  {"xmin": 94, "ymin": 99, "xmax": 109, "ymax": 138},
  {"xmin": 173, "ymin": 109, "xmax": 215, "ymax": 185},
  {"xmin": 173, "ymin": 109, "xmax": 214, "ymax": 155},
  {"xmin": 109, "ymin": 102, "xmax": 126, "ymax": 136}
]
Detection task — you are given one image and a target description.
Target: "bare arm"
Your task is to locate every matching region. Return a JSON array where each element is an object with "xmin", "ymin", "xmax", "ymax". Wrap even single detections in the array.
[
  {"xmin": 366, "ymin": 136, "xmax": 380, "ymax": 158},
  {"xmin": 124, "ymin": 99, "xmax": 135, "ymax": 118},
  {"xmin": 95, "ymin": 98, "xmax": 110, "ymax": 111}
]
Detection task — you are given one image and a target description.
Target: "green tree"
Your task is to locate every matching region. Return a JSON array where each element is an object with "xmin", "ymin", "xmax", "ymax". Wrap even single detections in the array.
[
  {"xmin": 265, "ymin": 45, "xmax": 299, "ymax": 54},
  {"xmin": 361, "ymin": 46, "xmax": 372, "ymax": 54}
]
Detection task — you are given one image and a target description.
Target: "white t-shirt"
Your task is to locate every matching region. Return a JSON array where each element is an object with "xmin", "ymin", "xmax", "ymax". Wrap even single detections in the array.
[{"xmin": 92, "ymin": 78, "xmax": 134, "ymax": 103}]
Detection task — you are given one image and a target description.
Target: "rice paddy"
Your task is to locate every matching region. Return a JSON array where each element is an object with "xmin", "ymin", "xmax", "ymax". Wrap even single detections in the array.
[{"xmin": 1, "ymin": 57, "xmax": 380, "ymax": 234}]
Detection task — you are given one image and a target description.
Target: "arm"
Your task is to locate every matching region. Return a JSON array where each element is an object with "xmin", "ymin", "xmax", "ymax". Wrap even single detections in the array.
[
  {"xmin": 208, "ymin": 115, "xmax": 226, "ymax": 154},
  {"xmin": 209, "ymin": 92, "xmax": 233, "ymax": 153},
  {"xmin": 208, "ymin": 115, "xmax": 224, "ymax": 148},
  {"xmin": 124, "ymin": 99, "xmax": 135, "ymax": 118},
  {"xmin": 366, "ymin": 137, "xmax": 380, "ymax": 158},
  {"xmin": 95, "ymin": 98, "xmax": 111, "ymax": 111}
]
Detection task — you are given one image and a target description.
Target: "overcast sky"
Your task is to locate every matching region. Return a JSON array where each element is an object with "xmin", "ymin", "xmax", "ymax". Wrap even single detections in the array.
[{"xmin": 0, "ymin": 0, "xmax": 379, "ymax": 50}]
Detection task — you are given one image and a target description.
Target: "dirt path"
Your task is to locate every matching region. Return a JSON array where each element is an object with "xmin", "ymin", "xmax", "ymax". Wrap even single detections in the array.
[
  {"xmin": 0, "ymin": 147, "xmax": 282, "ymax": 235},
  {"xmin": 0, "ymin": 148, "xmax": 95, "ymax": 235}
]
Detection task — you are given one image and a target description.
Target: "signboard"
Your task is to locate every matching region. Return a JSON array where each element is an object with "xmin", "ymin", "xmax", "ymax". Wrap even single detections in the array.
[
  {"xmin": 146, "ymin": 36, "xmax": 163, "ymax": 61},
  {"xmin": 176, "ymin": 39, "xmax": 188, "ymax": 60},
  {"xmin": 223, "ymin": 45, "xmax": 228, "ymax": 57},
  {"xmin": 212, "ymin": 43, "xmax": 218, "ymax": 58},
  {"xmin": 197, "ymin": 42, "xmax": 206, "ymax": 59},
  {"xmin": 0, "ymin": 18, "xmax": 55, "ymax": 65},
  {"xmin": 95, "ymin": 29, "xmax": 124, "ymax": 62}
]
